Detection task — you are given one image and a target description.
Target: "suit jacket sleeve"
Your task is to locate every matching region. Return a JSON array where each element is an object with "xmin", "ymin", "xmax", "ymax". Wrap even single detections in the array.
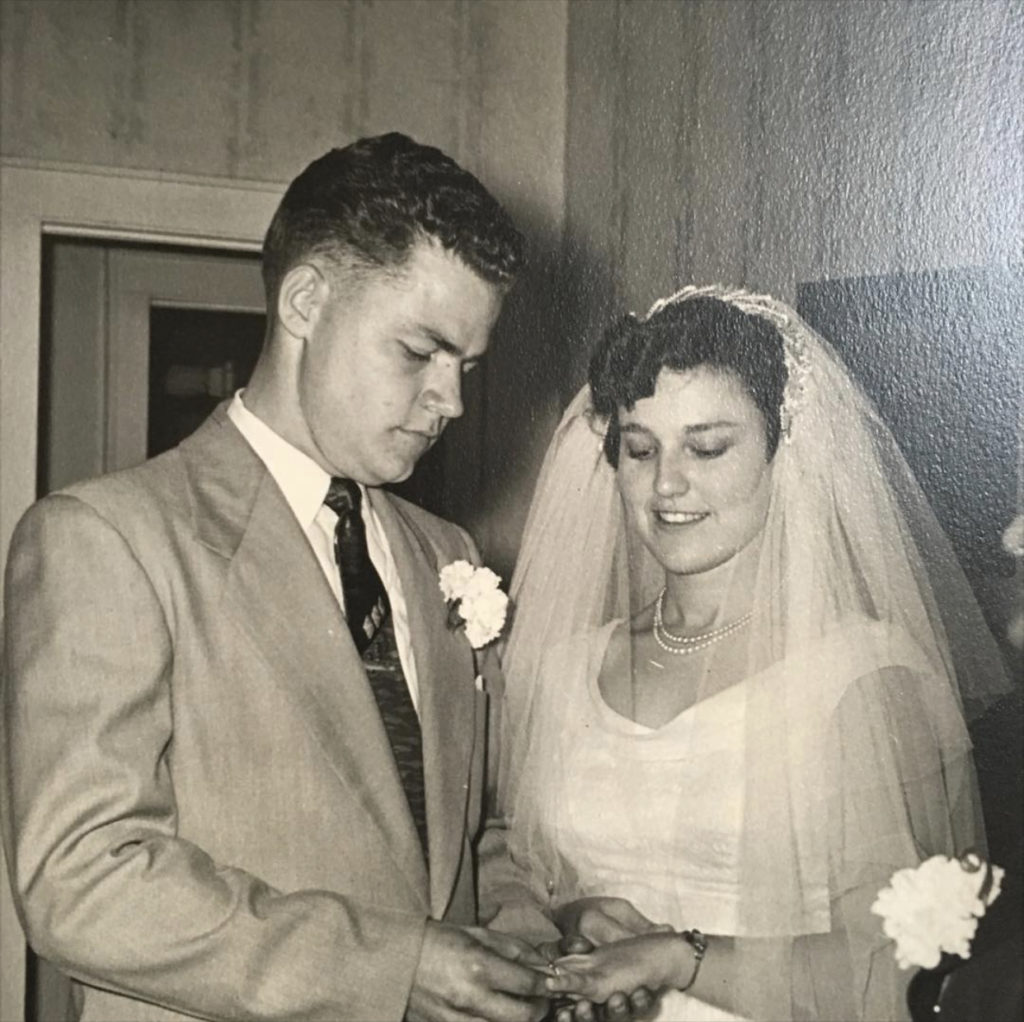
[
  {"xmin": 1, "ymin": 495, "xmax": 425, "ymax": 1022},
  {"xmin": 476, "ymin": 806, "xmax": 560, "ymax": 945}
]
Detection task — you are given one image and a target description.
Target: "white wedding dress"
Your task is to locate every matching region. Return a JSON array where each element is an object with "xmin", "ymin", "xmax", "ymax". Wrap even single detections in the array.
[
  {"xmin": 536, "ymin": 621, "xmax": 752, "ymax": 1020},
  {"xmin": 520, "ymin": 617, "xmax": 969, "ymax": 1022}
]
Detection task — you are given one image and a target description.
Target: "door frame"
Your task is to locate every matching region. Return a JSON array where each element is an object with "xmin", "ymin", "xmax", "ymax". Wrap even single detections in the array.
[
  {"xmin": 0, "ymin": 159, "xmax": 282, "ymax": 599},
  {"xmin": 0, "ymin": 157, "xmax": 283, "ymax": 1022},
  {"xmin": 105, "ymin": 247, "xmax": 266, "ymax": 472}
]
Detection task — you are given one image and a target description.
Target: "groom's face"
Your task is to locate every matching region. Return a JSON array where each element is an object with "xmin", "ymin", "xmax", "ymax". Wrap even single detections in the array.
[{"xmin": 298, "ymin": 238, "xmax": 502, "ymax": 485}]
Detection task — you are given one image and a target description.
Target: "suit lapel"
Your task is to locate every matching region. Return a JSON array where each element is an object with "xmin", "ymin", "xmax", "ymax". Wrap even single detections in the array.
[
  {"xmin": 180, "ymin": 408, "xmax": 429, "ymax": 904},
  {"xmin": 370, "ymin": 492, "xmax": 477, "ymax": 916}
]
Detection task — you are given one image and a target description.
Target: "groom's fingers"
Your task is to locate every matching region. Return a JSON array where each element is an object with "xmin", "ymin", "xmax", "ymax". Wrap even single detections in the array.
[
  {"xmin": 410, "ymin": 922, "xmax": 548, "ymax": 1022},
  {"xmin": 471, "ymin": 927, "xmax": 551, "ymax": 970}
]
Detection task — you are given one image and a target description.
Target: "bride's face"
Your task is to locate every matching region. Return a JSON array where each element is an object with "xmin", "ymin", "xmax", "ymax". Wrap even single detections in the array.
[{"xmin": 616, "ymin": 366, "xmax": 774, "ymax": 577}]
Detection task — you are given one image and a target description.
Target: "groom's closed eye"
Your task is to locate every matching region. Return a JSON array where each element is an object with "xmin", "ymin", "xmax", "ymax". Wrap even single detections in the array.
[{"xmin": 399, "ymin": 345, "xmax": 432, "ymax": 363}]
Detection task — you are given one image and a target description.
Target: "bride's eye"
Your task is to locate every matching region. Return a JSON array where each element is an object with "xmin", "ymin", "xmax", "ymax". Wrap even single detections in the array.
[
  {"xmin": 624, "ymin": 443, "xmax": 655, "ymax": 461},
  {"xmin": 690, "ymin": 444, "xmax": 728, "ymax": 460}
]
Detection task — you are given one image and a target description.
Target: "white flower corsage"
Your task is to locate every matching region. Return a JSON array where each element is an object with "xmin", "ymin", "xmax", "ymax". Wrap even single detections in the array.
[
  {"xmin": 1002, "ymin": 514, "xmax": 1024, "ymax": 558},
  {"xmin": 439, "ymin": 559, "xmax": 509, "ymax": 649},
  {"xmin": 871, "ymin": 851, "xmax": 1004, "ymax": 970}
]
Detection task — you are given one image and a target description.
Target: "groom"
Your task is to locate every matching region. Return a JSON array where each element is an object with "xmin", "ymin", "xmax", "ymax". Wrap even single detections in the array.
[{"xmin": 1, "ymin": 134, "xmax": 549, "ymax": 1022}]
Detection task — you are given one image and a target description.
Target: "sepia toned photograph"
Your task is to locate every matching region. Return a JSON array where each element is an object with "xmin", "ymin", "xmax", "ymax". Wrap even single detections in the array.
[{"xmin": 1, "ymin": 2, "xmax": 1020, "ymax": 1021}]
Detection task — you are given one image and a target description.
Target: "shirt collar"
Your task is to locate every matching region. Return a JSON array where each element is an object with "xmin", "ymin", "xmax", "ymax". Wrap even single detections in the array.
[{"xmin": 227, "ymin": 391, "xmax": 331, "ymax": 531}]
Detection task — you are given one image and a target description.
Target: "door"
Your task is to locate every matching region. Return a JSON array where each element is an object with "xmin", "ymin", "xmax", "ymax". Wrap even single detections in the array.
[
  {"xmin": 41, "ymin": 241, "xmax": 265, "ymax": 493},
  {"xmin": 105, "ymin": 246, "xmax": 267, "ymax": 472}
]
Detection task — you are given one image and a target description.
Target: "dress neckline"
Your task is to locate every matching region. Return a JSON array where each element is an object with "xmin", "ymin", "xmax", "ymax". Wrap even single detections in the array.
[
  {"xmin": 579, "ymin": 614, "xmax": 922, "ymax": 740},
  {"xmin": 583, "ymin": 619, "xmax": 750, "ymax": 738}
]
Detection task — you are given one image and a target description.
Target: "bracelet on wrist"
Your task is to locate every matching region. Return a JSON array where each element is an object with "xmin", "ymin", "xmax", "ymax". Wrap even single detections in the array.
[{"xmin": 678, "ymin": 928, "xmax": 708, "ymax": 993}]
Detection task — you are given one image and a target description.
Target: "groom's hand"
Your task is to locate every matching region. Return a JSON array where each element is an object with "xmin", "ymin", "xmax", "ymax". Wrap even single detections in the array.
[
  {"xmin": 407, "ymin": 920, "xmax": 550, "ymax": 1022},
  {"xmin": 554, "ymin": 897, "xmax": 671, "ymax": 946}
]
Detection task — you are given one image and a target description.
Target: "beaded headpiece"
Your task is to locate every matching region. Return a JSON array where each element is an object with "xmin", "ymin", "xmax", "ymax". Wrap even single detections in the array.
[{"xmin": 639, "ymin": 284, "xmax": 813, "ymax": 441}]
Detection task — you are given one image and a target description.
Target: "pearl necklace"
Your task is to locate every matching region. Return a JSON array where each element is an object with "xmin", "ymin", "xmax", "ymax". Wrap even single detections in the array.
[{"xmin": 652, "ymin": 588, "xmax": 752, "ymax": 656}]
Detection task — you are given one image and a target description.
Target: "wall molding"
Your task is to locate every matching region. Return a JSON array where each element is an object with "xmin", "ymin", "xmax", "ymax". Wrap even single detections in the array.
[{"xmin": 0, "ymin": 154, "xmax": 287, "ymax": 190}]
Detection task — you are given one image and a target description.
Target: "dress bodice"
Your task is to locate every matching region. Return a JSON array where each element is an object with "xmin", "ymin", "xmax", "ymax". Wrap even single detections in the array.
[{"xmin": 547, "ymin": 620, "xmax": 751, "ymax": 935}]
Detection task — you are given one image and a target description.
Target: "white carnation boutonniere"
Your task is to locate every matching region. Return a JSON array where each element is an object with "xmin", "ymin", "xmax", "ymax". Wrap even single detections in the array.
[
  {"xmin": 1002, "ymin": 513, "xmax": 1024, "ymax": 558},
  {"xmin": 871, "ymin": 851, "xmax": 1004, "ymax": 970},
  {"xmin": 439, "ymin": 559, "xmax": 509, "ymax": 650}
]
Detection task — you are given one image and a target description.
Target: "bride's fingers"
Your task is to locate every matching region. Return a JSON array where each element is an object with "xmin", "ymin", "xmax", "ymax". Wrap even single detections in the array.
[
  {"xmin": 603, "ymin": 991, "xmax": 630, "ymax": 1022},
  {"xmin": 628, "ymin": 986, "xmax": 654, "ymax": 1016},
  {"xmin": 552, "ymin": 953, "xmax": 596, "ymax": 973},
  {"xmin": 560, "ymin": 934, "xmax": 596, "ymax": 956},
  {"xmin": 600, "ymin": 900, "xmax": 664, "ymax": 935},
  {"xmin": 573, "ymin": 1000, "xmax": 597, "ymax": 1022},
  {"xmin": 579, "ymin": 906, "xmax": 662, "ymax": 945},
  {"xmin": 580, "ymin": 914, "xmax": 638, "ymax": 945},
  {"xmin": 538, "ymin": 940, "xmax": 562, "ymax": 963},
  {"xmin": 546, "ymin": 970, "xmax": 588, "ymax": 996}
]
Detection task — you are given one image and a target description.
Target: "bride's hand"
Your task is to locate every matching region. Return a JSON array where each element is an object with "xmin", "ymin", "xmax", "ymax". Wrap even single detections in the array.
[
  {"xmin": 554, "ymin": 896, "xmax": 671, "ymax": 946},
  {"xmin": 542, "ymin": 933, "xmax": 658, "ymax": 1022},
  {"xmin": 551, "ymin": 987, "xmax": 655, "ymax": 1022},
  {"xmin": 546, "ymin": 932, "xmax": 693, "ymax": 1007}
]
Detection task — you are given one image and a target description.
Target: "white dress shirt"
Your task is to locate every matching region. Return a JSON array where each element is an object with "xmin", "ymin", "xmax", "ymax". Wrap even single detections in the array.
[{"xmin": 227, "ymin": 392, "xmax": 420, "ymax": 712}]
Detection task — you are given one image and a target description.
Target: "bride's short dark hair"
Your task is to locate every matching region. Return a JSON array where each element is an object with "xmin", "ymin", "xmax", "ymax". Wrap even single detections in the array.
[{"xmin": 588, "ymin": 295, "xmax": 788, "ymax": 467}]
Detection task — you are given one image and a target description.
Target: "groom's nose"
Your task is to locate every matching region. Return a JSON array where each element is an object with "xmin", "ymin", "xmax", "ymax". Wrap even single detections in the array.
[{"xmin": 422, "ymin": 362, "xmax": 464, "ymax": 420}]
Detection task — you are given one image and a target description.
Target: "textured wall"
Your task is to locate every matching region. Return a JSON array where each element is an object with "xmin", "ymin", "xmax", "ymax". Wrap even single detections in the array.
[
  {"xmin": 1, "ymin": 0, "xmax": 563, "ymax": 198},
  {"xmin": 0, "ymin": 0, "xmax": 569, "ymax": 573},
  {"xmin": 561, "ymin": 0, "xmax": 1024, "ymax": 388}
]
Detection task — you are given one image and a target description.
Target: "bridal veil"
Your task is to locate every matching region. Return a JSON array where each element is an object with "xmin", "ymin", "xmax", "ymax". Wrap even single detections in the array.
[{"xmin": 498, "ymin": 286, "xmax": 1012, "ymax": 1020}]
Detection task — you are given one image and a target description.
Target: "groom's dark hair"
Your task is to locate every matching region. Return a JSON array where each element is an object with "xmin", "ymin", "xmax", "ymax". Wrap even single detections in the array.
[
  {"xmin": 589, "ymin": 296, "xmax": 788, "ymax": 466},
  {"xmin": 262, "ymin": 132, "xmax": 524, "ymax": 307}
]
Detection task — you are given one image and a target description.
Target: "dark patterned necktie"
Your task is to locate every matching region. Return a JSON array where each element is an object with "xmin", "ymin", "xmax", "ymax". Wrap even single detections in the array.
[
  {"xmin": 324, "ymin": 478, "xmax": 428, "ymax": 861},
  {"xmin": 325, "ymin": 478, "xmax": 387, "ymax": 653}
]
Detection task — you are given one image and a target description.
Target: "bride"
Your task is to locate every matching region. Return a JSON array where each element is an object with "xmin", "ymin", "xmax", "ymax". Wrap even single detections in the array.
[{"xmin": 491, "ymin": 286, "xmax": 1010, "ymax": 1021}]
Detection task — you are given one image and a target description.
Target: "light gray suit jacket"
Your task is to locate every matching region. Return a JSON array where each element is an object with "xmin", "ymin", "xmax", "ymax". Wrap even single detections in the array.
[{"xmin": 1, "ymin": 405, "xmax": 494, "ymax": 1021}]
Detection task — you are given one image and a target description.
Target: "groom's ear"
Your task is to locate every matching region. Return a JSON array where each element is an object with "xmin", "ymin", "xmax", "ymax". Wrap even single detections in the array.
[{"xmin": 277, "ymin": 263, "xmax": 327, "ymax": 340}]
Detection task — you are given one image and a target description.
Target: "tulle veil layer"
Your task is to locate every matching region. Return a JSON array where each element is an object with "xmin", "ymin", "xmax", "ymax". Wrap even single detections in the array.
[{"xmin": 497, "ymin": 287, "xmax": 1011, "ymax": 1020}]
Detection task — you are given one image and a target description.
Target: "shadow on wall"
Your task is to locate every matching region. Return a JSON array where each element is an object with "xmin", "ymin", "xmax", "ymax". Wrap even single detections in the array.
[
  {"xmin": 799, "ymin": 266, "xmax": 1024, "ymax": 877},
  {"xmin": 797, "ymin": 267, "xmax": 1022, "ymax": 658},
  {"xmin": 449, "ymin": 200, "xmax": 619, "ymax": 582}
]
